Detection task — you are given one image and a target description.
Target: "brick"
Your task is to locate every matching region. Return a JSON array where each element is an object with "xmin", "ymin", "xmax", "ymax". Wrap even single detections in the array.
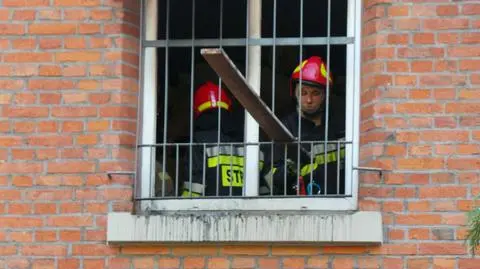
[
  {"xmin": 62, "ymin": 121, "xmax": 84, "ymax": 132},
  {"xmin": 12, "ymin": 39, "xmax": 36, "ymax": 49},
  {"xmin": 0, "ymin": 163, "xmax": 42, "ymax": 173},
  {"xmin": 282, "ymin": 258, "xmax": 304, "ymax": 269},
  {"xmin": 38, "ymin": 9, "xmax": 62, "ymax": 20},
  {"xmin": 448, "ymin": 47, "xmax": 480, "ymax": 57},
  {"xmin": 63, "ymin": 93, "xmax": 88, "ymax": 104},
  {"xmin": 229, "ymin": 258, "xmax": 254, "ymax": 269},
  {"xmin": 90, "ymin": 9, "xmax": 113, "ymax": 20},
  {"xmin": 398, "ymin": 48, "xmax": 444, "ymax": 58},
  {"xmin": 77, "ymin": 80, "xmax": 99, "ymax": 90},
  {"xmin": 424, "ymin": 19, "xmax": 469, "ymax": 30},
  {"xmin": 419, "ymin": 186, "xmax": 467, "ymax": 198},
  {"xmin": 72, "ymin": 244, "xmax": 118, "ymax": 256},
  {"xmin": 64, "ymin": 9, "xmax": 87, "ymax": 20},
  {"xmin": 28, "ymin": 136, "xmax": 72, "ymax": 147},
  {"xmin": 34, "ymin": 203, "xmax": 57, "ymax": 214},
  {"xmin": 436, "ymin": 5, "xmax": 458, "ymax": 16},
  {"xmin": 64, "ymin": 65, "xmax": 86, "ymax": 77},
  {"xmin": 59, "ymin": 230, "xmax": 81, "ymax": 242},
  {"xmin": 56, "ymin": 52, "xmax": 101, "ymax": 62},
  {"xmin": 22, "ymin": 245, "xmax": 67, "ymax": 256},
  {"xmin": 0, "ymin": 24, "xmax": 25, "ymax": 35},
  {"xmin": 89, "ymin": 95, "xmax": 111, "ymax": 106},
  {"xmin": 85, "ymin": 230, "xmax": 106, "ymax": 241},
  {"xmin": 39, "ymin": 93, "xmax": 62, "ymax": 104},
  {"xmin": 184, "ymin": 257, "xmax": 205, "ymax": 269},
  {"xmin": 397, "ymin": 158, "xmax": 444, "ymax": 170},
  {"xmin": 35, "ymin": 231, "xmax": 57, "ymax": 242},
  {"xmin": 27, "ymin": 189, "xmax": 73, "ymax": 201},
  {"xmin": 411, "ymin": 61, "xmax": 433, "ymax": 72},
  {"xmin": 99, "ymin": 106, "xmax": 136, "ymax": 118},
  {"xmin": 447, "ymin": 159, "xmax": 480, "ymax": 170},
  {"xmin": 13, "ymin": 122, "xmax": 35, "ymax": 133},
  {"xmin": 39, "ymin": 65, "xmax": 62, "ymax": 76},
  {"xmin": 407, "ymin": 258, "xmax": 430, "ymax": 269},
  {"xmin": 409, "ymin": 228, "xmax": 430, "ymax": 240},
  {"xmin": 396, "ymin": 214, "xmax": 441, "ymax": 225},
  {"xmin": 4, "ymin": 106, "xmax": 49, "ymax": 118},
  {"xmin": 463, "ymin": 33, "xmax": 480, "ymax": 44},
  {"xmin": 38, "ymin": 121, "xmax": 58, "ymax": 132},
  {"xmin": 408, "ymin": 201, "xmax": 430, "ymax": 212},
  {"xmin": 79, "ymin": 23, "xmax": 101, "ymax": 34},
  {"xmin": 84, "ymin": 259, "xmax": 105, "ymax": 269},
  {"xmin": 39, "ymin": 38, "xmax": 62, "ymax": 49},
  {"xmin": 419, "ymin": 243, "xmax": 466, "ymax": 255},
  {"xmin": 29, "ymin": 79, "xmax": 75, "ymax": 90},
  {"xmin": 108, "ymin": 258, "xmax": 130, "ymax": 269},
  {"xmin": 54, "ymin": 0, "xmax": 101, "ymax": 6},
  {"xmin": 432, "ymin": 228, "xmax": 454, "ymax": 240},
  {"xmin": 29, "ymin": 24, "xmax": 77, "ymax": 35},
  {"xmin": 371, "ymin": 244, "xmax": 417, "ymax": 255},
  {"xmin": 121, "ymin": 246, "xmax": 169, "ymax": 255},
  {"xmin": 463, "ymin": 4, "xmax": 480, "ymax": 15},
  {"xmin": 48, "ymin": 161, "xmax": 95, "ymax": 173},
  {"xmin": 207, "ymin": 258, "xmax": 230, "ymax": 269},
  {"xmin": 52, "ymin": 107, "xmax": 97, "ymax": 117},
  {"xmin": 421, "ymin": 130, "xmax": 468, "ymax": 142},
  {"xmin": 65, "ymin": 37, "xmax": 87, "ymax": 49},
  {"xmin": 396, "ymin": 103, "xmax": 443, "ymax": 114},
  {"xmin": 12, "ymin": 93, "xmax": 33, "ymax": 105}
]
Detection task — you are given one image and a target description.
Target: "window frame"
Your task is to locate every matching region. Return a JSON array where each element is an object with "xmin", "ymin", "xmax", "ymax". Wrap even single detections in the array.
[{"xmin": 135, "ymin": 0, "xmax": 362, "ymax": 212}]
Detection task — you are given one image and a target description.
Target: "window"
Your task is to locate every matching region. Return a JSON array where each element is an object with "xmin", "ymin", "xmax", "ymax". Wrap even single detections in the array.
[{"xmin": 136, "ymin": 0, "xmax": 362, "ymax": 212}]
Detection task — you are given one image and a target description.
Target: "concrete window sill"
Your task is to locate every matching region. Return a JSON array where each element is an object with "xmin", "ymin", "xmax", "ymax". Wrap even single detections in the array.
[{"xmin": 107, "ymin": 211, "xmax": 383, "ymax": 245}]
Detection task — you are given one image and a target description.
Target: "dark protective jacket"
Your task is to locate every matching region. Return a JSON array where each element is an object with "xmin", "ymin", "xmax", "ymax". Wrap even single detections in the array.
[
  {"xmin": 182, "ymin": 110, "xmax": 270, "ymax": 197},
  {"xmin": 263, "ymin": 111, "xmax": 346, "ymax": 196}
]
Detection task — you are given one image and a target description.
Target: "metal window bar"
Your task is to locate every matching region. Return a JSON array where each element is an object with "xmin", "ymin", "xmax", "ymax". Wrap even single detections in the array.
[{"xmin": 137, "ymin": 0, "xmax": 359, "ymax": 204}]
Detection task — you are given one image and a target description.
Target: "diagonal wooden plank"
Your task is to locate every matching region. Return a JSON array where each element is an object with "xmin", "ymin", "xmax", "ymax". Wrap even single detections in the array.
[{"xmin": 200, "ymin": 48, "xmax": 295, "ymax": 142}]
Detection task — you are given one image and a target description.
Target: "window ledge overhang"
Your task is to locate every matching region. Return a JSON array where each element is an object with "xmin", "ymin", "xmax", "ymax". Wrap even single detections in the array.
[{"xmin": 107, "ymin": 211, "xmax": 383, "ymax": 245}]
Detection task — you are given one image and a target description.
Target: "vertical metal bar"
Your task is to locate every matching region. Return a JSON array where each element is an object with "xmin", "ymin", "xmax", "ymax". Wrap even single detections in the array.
[
  {"xmin": 216, "ymin": 0, "xmax": 224, "ymax": 197},
  {"xmin": 188, "ymin": 0, "xmax": 196, "ymax": 198},
  {"xmin": 337, "ymin": 141, "xmax": 341, "ymax": 195},
  {"xmin": 141, "ymin": 0, "xmax": 158, "ymax": 204},
  {"xmin": 296, "ymin": 0, "xmax": 304, "ymax": 196},
  {"xmin": 324, "ymin": 0, "xmax": 332, "ymax": 194},
  {"xmin": 202, "ymin": 143, "xmax": 206, "ymax": 196},
  {"xmin": 175, "ymin": 144, "xmax": 179, "ymax": 196},
  {"xmin": 269, "ymin": 0, "xmax": 277, "ymax": 196},
  {"xmin": 271, "ymin": 0, "xmax": 277, "ymax": 114},
  {"xmin": 161, "ymin": 0, "xmax": 171, "ymax": 198},
  {"xmin": 283, "ymin": 144, "xmax": 287, "ymax": 196},
  {"xmin": 309, "ymin": 141, "xmax": 313, "ymax": 195},
  {"xmin": 344, "ymin": 0, "xmax": 361, "ymax": 200},
  {"xmin": 244, "ymin": 0, "xmax": 262, "ymax": 196},
  {"xmin": 230, "ymin": 143, "xmax": 234, "ymax": 196}
]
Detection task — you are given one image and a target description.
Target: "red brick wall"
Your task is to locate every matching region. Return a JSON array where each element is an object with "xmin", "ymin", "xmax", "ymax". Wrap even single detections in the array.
[{"xmin": 1, "ymin": 0, "xmax": 479, "ymax": 268}]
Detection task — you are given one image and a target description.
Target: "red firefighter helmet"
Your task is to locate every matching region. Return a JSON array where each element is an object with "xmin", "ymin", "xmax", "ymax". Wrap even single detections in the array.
[
  {"xmin": 290, "ymin": 56, "xmax": 333, "ymax": 96},
  {"xmin": 193, "ymin": 81, "xmax": 232, "ymax": 118}
]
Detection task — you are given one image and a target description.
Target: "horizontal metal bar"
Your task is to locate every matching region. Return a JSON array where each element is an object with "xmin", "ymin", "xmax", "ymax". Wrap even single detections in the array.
[
  {"xmin": 134, "ymin": 195, "xmax": 353, "ymax": 201},
  {"xmin": 352, "ymin": 166, "xmax": 386, "ymax": 177},
  {"xmin": 107, "ymin": 171, "xmax": 136, "ymax": 179},
  {"xmin": 144, "ymin": 37, "xmax": 354, "ymax": 48},
  {"xmin": 137, "ymin": 140, "xmax": 353, "ymax": 147}
]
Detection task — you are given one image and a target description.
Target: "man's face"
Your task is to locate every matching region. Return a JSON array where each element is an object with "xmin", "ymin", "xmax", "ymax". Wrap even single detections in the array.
[{"xmin": 295, "ymin": 83, "xmax": 325, "ymax": 115}]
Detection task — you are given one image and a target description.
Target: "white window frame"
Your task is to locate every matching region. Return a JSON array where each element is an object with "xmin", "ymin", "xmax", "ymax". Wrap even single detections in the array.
[{"xmin": 135, "ymin": 0, "xmax": 362, "ymax": 212}]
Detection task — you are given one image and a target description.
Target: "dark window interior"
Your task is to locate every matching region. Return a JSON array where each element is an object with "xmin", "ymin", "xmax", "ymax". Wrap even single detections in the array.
[{"xmin": 153, "ymin": 0, "xmax": 349, "ymax": 186}]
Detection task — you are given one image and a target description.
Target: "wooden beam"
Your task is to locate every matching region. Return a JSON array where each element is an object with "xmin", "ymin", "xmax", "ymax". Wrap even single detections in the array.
[{"xmin": 200, "ymin": 48, "xmax": 295, "ymax": 142}]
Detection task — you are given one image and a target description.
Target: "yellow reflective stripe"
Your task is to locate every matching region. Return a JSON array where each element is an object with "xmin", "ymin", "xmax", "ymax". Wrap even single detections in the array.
[
  {"xmin": 181, "ymin": 190, "xmax": 202, "ymax": 197},
  {"xmin": 301, "ymin": 149, "xmax": 346, "ymax": 176},
  {"xmin": 197, "ymin": 101, "xmax": 229, "ymax": 113},
  {"xmin": 208, "ymin": 155, "xmax": 244, "ymax": 168},
  {"xmin": 207, "ymin": 155, "xmax": 264, "ymax": 168}
]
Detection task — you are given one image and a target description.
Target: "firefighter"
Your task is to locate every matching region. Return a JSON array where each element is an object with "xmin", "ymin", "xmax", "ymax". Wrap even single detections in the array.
[
  {"xmin": 264, "ymin": 56, "xmax": 346, "ymax": 196},
  {"xmin": 182, "ymin": 81, "xmax": 270, "ymax": 197}
]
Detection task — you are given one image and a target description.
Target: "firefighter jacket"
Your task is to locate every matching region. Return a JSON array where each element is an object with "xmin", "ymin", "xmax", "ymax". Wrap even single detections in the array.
[
  {"xmin": 263, "ymin": 111, "xmax": 346, "ymax": 196},
  {"xmin": 181, "ymin": 112, "xmax": 270, "ymax": 197}
]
